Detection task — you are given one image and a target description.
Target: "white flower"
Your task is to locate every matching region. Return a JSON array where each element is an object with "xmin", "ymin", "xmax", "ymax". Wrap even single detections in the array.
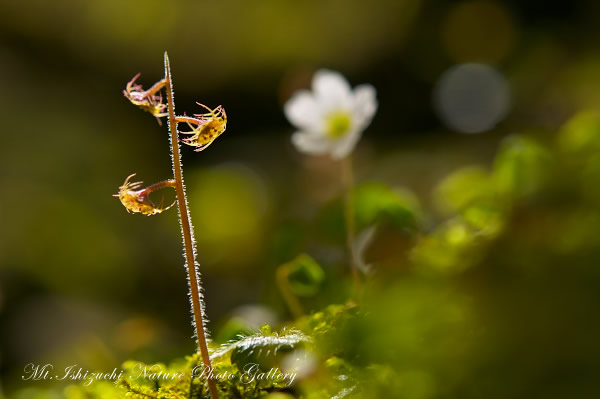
[{"xmin": 284, "ymin": 69, "xmax": 377, "ymax": 160}]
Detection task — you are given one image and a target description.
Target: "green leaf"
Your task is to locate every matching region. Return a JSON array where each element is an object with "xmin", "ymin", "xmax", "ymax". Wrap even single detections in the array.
[
  {"xmin": 284, "ymin": 254, "xmax": 326, "ymax": 297},
  {"xmin": 557, "ymin": 110, "xmax": 600, "ymax": 156},
  {"xmin": 434, "ymin": 166, "xmax": 494, "ymax": 214},
  {"xmin": 412, "ymin": 218, "xmax": 487, "ymax": 275},
  {"xmin": 212, "ymin": 327, "xmax": 311, "ymax": 373},
  {"xmin": 462, "ymin": 203, "xmax": 505, "ymax": 237},
  {"xmin": 354, "ymin": 182, "xmax": 422, "ymax": 232}
]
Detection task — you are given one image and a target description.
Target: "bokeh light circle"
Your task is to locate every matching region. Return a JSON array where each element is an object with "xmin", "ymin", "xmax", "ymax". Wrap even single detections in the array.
[{"xmin": 434, "ymin": 63, "xmax": 510, "ymax": 134}]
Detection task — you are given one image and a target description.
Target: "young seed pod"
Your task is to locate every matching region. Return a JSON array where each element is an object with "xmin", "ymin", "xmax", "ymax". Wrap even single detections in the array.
[
  {"xmin": 179, "ymin": 104, "xmax": 227, "ymax": 151},
  {"xmin": 114, "ymin": 174, "xmax": 175, "ymax": 216}
]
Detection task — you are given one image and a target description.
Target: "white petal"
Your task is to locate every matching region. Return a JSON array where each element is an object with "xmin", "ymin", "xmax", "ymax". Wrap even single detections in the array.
[
  {"xmin": 312, "ymin": 69, "xmax": 353, "ymax": 111},
  {"xmin": 330, "ymin": 130, "xmax": 362, "ymax": 160},
  {"xmin": 291, "ymin": 131, "xmax": 331, "ymax": 155},
  {"xmin": 284, "ymin": 91, "xmax": 321, "ymax": 131},
  {"xmin": 352, "ymin": 84, "xmax": 378, "ymax": 129},
  {"xmin": 355, "ymin": 225, "xmax": 377, "ymax": 275}
]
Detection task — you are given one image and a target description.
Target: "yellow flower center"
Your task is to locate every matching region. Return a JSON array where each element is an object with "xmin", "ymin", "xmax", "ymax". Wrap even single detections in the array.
[{"xmin": 325, "ymin": 112, "xmax": 352, "ymax": 139}]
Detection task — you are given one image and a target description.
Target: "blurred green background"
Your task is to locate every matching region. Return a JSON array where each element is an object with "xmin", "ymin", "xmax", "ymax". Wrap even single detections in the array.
[{"xmin": 2, "ymin": 0, "xmax": 600, "ymax": 397}]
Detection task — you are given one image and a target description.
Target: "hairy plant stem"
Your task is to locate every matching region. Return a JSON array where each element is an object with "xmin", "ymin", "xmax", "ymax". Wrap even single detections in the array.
[
  {"xmin": 341, "ymin": 155, "xmax": 362, "ymax": 302},
  {"xmin": 164, "ymin": 52, "xmax": 219, "ymax": 399}
]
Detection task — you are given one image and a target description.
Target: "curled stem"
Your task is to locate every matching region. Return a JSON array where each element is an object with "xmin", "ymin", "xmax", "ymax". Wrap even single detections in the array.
[
  {"xmin": 276, "ymin": 263, "xmax": 304, "ymax": 319},
  {"xmin": 164, "ymin": 52, "xmax": 219, "ymax": 399}
]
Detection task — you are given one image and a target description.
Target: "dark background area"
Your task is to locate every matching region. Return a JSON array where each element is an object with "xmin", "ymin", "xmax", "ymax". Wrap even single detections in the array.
[{"xmin": 2, "ymin": 0, "xmax": 600, "ymax": 396}]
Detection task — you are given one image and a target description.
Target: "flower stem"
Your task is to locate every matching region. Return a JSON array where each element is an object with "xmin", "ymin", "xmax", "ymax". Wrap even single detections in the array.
[
  {"xmin": 341, "ymin": 155, "xmax": 361, "ymax": 301},
  {"xmin": 163, "ymin": 52, "xmax": 219, "ymax": 399},
  {"xmin": 146, "ymin": 78, "xmax": 167, "ymax": 97},
  {"xmin": 141, "ymin": 179, "xmax": 176, "ymax": 193},
  {"xmin": 175, "ymin": 116, "xmax": 204, "ymax": 125}
]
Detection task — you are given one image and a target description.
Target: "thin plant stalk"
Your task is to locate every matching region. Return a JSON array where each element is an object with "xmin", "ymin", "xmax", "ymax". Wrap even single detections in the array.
[
  {"xmin": 164, "ymin": 52, "xmax": 220, "ymax": 399},
  {"xmin": 341, "ymin": 155, "xmax": 361, "ymax": 301},
  {"xmin": 142, "ymin": 178, "xmax": 176, "ymax": 192},
  {"xmin": 146, "ymin": 78, "xmax": 167, "ymax": 97}
]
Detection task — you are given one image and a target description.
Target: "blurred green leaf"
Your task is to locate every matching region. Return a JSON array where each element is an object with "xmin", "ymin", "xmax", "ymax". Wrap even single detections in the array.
[
  {"xmin": 434, "ymin": 166, "xmax": 494, "ymax": 214},
  {"xmin": 580, "ymin": 153, "xmax": 600, "ymax": 202},
  {"xmin": 493, "ymin": 135, "xmax": 553, "ymax": 198},
  {"xmin": 557, "ymin": 110, "xmax": 600, "ymax": 156},
  {"xmin": 461, "ymin": 203, "xmax": 505, "ymax": 236},
  {"xmin": 354, "ymin": 183, "xmax": 422, "ymax": 232},
  {"xmin": 297, "ymin": 304, "xmax": 359, "ymax": 360},
  {"xmin": 412, "ymin": 218, "xmax": 487, "ymax": 275},
  {"xmin": 284, "ymin": 254, "xmax": 326, "ymax": 297}
]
